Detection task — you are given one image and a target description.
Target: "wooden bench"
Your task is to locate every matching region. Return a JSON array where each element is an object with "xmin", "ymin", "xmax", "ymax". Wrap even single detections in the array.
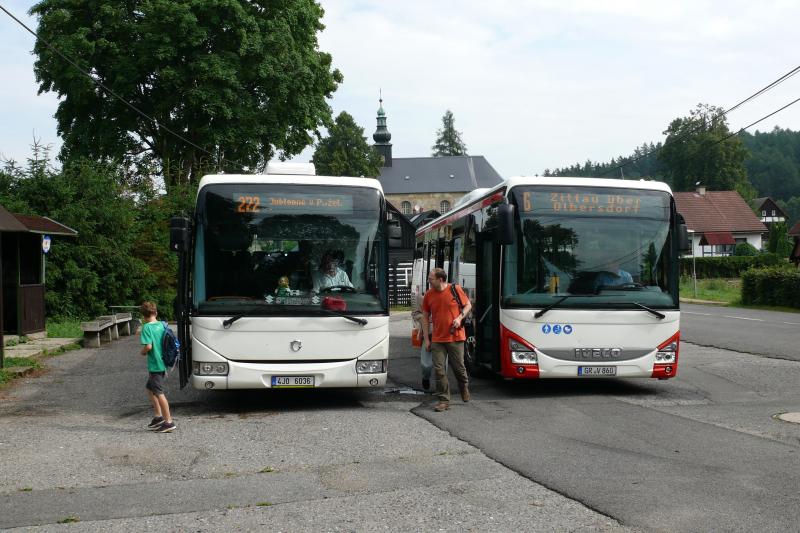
[{"xmin": 80, "ymin": 317, "xmax": 114, "ymax": 348}]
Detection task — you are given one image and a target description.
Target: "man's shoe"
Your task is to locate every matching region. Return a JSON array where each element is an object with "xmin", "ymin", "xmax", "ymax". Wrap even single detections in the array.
[
  {"xmin": 156, "ymin": 421, "xmax": 176, "ymax": 433},
  {"xmin": 460, "ymin": 386, "xmax": 471, "ymax": 403},
  {"xmin": 147, "ymin": 416, "xmax": 164, "ymax": 430},
  {"xmin": 433, "ymin": 402, "xmax": 449, "ymax": 412},
  {"xmin": 422, "ymin": 378, "xmax": 430, "ymax": 391}
]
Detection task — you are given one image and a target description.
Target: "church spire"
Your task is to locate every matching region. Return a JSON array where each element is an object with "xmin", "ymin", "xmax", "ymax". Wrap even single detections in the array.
[{"xmin": 372, "ymin": 91, "xmax": 392, "ymax": 167}]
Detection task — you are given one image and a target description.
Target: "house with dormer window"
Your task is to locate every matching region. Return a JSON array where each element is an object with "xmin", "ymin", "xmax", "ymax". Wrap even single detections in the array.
[{"xmin": 674, "ymin": 185, "xmax": 767, "ymax": 256}]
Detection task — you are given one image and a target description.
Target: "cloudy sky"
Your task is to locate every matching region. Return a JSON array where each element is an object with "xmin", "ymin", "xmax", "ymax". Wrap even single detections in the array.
[{"xmin": 2, "ymin": 0, "xmax": 800, "ymax": 177}]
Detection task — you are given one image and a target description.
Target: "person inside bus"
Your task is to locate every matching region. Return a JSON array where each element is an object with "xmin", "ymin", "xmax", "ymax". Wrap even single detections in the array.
[
  {"xmin": 312, "ymin": 249, "xmax": 353, "ymax": 292},
  {"xmin": 594, "ymin": 257, "xmax": 634, "ymax": 289}
]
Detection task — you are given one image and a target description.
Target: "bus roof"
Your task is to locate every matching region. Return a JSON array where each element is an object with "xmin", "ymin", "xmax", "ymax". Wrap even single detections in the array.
[
  {"xmin": 197, "ymin": 174, "xmax": 385, "ymax": 194},
  {"xmin": 416, "ymin": 176, "xmax": 673, "ymax": 235},
  {"xmin": 504, "ymin": 176, "xmax": 672, "ymax": 194}
]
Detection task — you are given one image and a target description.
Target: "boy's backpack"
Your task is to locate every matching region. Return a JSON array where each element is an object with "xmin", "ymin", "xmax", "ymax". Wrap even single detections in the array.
[{"xmin": 160, "ymin": 321, "xmax": 181, "ymax": 370}]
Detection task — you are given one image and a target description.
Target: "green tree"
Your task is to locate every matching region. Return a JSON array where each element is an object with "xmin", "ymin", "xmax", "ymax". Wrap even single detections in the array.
[
  {"xmin": 311, "ymin": 112, "xmax": 382, "ymax": 177},
  {"xmin": 741, "ymin": 128, "xmax": 800, "ymax": 201},
  {"xmin": 432, "ymin": 110, "xmax": 468, "ymax": 156},
  {"xmin": 734, "ymin": 242, "xmax": 759, "ymax": 256},
  {"xmin": 658, "ymin": 104, "xmax": 753, "ymax": 196},
  {"xmin": 30, "ymin": 0, "xmax": 342, "ymax": 189},
  {"xmin": 767, "ymin": 222, "xmax": 793, "ymax": 258},
  {"xmin": 0, "ymin": 149, "xmax": 155, "ymax": 319},
  {"xmin": 778, "ymin": 196, "xmax": 800, "ymax": 227}
]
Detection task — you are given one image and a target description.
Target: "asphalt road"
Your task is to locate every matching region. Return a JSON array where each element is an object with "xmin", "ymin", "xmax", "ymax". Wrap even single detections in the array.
[
  {"xmin": 389, "ymin": 310, "xmax": 800, "ymax": 532},
  {"xmin": 680, "ymin": 302, "xmax": 800, "ymax": 361},
  {"xmin": 0, "ymin": 329, "xmax": 627, "ymax": 531}
]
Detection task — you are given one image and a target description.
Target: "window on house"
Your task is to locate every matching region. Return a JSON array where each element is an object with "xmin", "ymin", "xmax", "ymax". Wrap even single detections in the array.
[
  {"xmin": 440, "ymin": 200, "xmax": 451, "ymax": 213},
  {"xmin": 762, "ymin": 210, "xmax": 766, "ymax": 217},
  {"xmin": 772, "ymin": 210, "xmax": 776, "ymax": 216},
  {"xmin": 401, "ymin": 201, "xmax": 411, "ymax": 215}
]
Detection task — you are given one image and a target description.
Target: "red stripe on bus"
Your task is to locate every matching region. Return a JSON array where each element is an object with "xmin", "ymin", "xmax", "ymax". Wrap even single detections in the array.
[{"xmin": 415, "ymin": 191, "xmax": 506, "ymax": 236}]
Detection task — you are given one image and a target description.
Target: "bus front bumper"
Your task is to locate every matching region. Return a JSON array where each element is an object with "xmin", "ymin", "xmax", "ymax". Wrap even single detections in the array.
[{"xmin": 191, "ymin": 358, "xmax": 388, "ymax": 390}]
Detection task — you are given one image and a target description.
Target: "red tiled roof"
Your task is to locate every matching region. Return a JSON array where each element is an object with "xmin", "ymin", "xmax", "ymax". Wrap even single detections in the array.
[
  {"xmin": 12, "ymin": 214, "xmax": 77, "ymax": 236},
  {"xmin": 789, "ymin": 222, "xmax": 800, "ymax": 237},
  {"xmin": 673, "ymin": 191, "xmax": 767, "ymax": 233},
  {"xmin": 699, "ymin": 232, "xmax": 735, "ymax": 246}
]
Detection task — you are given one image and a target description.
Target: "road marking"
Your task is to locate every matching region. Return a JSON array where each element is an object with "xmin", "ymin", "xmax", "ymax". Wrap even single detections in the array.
[{"xmin": 684, "ymin": 310, "xmax": 799, "ymax": 324}]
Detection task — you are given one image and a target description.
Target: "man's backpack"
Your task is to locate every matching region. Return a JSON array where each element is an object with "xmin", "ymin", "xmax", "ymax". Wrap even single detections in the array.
[{"xmin": 160, "ymin": 321, "xmax": 181, "ymax": 370}]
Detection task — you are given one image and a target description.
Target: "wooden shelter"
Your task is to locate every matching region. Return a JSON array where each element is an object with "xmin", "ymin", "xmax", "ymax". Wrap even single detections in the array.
[{"xmin": 0, "ymin": 205, "xmax": 77, "ymax": 367}]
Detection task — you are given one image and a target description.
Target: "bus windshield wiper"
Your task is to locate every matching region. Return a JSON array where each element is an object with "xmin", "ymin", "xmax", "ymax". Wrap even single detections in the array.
[
  {"xmin": 222, "ymin": 303, "xmax": 268, "ymax": 329},
  {"xmin": 317, "ymin": 308, "xmax": 368, "ymax": 326},
  {"xmin": 630, "ymin": 302, "xmax": 665, "ymax": 319},
  {"xmin": 534, "ymin": 295, "xmax": 572, "ymax": 318}
]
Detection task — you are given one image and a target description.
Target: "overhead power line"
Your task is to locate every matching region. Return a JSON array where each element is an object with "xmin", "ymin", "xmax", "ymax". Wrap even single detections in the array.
[
  {"xmin": 594, "ymin": 64, "xmax": 800, "ymax": 177},
  {"xmin": 0, "ymin": 2, "xmax": 248, "ymax": 173}
]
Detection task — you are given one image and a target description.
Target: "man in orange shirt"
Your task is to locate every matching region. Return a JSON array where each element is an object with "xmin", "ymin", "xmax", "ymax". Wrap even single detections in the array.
[{"xmin": 421, "ymin": 268, "xmax": 472, "ymax": 412}]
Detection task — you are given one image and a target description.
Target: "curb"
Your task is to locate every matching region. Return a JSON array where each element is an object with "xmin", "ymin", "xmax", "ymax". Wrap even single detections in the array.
[
  {"xmin": 680, "ymin": 297, "xmax": 729, "ymax": 306},
  {"xmin": 5, "ymin": 366, "xmax": 36, "ymax": 378}
]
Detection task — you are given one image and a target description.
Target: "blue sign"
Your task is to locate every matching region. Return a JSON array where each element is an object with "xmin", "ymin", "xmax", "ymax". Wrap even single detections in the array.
[
  {"xmin": 541, "ymin": 324, "xmax": 551, "ymax": 334},
  {"xmin": 564, "ymin": 325, "xmax": 573, "ymax": 334},
  {"xmin": 42, "ymin": 235, "xmax": 51, "ymax": 254},
  {"xmin": 553, "ymin": 324, "xmax": 562, "ymax": 334}
]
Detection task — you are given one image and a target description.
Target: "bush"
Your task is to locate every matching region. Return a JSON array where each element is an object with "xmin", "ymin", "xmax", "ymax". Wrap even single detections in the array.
[
  {"xmin": 733, "ymin": 243, "xmax": 759, "ymax": 256},
  {"xmin": 741, "ymin": 267, "xmax": 800, "ymax": 307},
  {"xmin": 680, "ymin": 254, "xmax": 784, "ymax": 279}
]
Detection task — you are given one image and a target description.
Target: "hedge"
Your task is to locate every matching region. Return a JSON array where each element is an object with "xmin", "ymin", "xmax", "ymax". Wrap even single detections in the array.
[
  {"xmin": 741, "ymin": 267, "xmax": 800, "ymax": 308},
  {"xmin": 680, "ymin": 254, "xmax": 783, "ymax": 279}
]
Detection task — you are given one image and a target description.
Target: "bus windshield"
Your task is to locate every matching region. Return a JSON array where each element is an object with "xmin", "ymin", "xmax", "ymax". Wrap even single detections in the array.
[
  {"xmin": 193, "ymin": 183, "xmax": 387, "ymax": 315},
  {"xmin": 502, "ymin": 186, "xmax": 678, "ymax": 309}
]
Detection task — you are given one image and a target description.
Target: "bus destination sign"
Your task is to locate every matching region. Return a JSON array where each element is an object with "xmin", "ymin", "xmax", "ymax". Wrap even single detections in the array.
[
  {"xmin": 233, "ymin": 193, "xmax": 353, "ymax": 214},
  {"xmin": 521, "ymin": 190, "xmax": 648, "ymax": 216}
]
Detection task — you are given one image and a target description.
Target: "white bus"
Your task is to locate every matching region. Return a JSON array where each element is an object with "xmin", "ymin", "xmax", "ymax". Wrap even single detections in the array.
[
  {"xmin": 412, "ymin": 177, "xmax": 690, "ymax": 380},
  {"xmin": 170, "ymin": 163, "xmax": 390, "ymax": 390}
]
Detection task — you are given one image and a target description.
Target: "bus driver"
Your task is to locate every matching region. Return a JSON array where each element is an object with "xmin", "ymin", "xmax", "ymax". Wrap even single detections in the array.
[{"xmin": 312, "ymin": 250, "xmax": 353, "ymax": 292}]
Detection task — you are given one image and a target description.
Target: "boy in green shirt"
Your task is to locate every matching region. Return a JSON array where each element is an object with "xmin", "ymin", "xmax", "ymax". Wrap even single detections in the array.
[{"xmin": 139, "ymin": 301, "xmax": 176, "ymax": 433}]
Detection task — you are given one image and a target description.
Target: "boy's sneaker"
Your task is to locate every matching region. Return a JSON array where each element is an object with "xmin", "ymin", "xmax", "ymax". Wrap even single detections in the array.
[
  {"xmin": 147, "ymin": 416, "xmax": 164, "ymax": 430},
  {"xmin": 156, "ymin": 421, "xmax": 176, "ymax": 433}
]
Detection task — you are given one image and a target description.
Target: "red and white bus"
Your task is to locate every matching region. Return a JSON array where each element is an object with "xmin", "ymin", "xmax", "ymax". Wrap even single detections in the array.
[{"xmin": 411, "ymin": 176, "xmax": 690, "ymax": 380}]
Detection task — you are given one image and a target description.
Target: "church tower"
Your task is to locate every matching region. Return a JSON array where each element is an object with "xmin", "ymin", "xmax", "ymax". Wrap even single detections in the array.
[{"xmin": 372, "ymin": 95, "xmax": 393, "ymax": 167}]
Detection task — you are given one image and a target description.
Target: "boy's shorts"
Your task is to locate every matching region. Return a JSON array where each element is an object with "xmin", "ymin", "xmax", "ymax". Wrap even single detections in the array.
[{"xmin": 146, "ymin": 372, "xmax": 166, "ymax": 394}]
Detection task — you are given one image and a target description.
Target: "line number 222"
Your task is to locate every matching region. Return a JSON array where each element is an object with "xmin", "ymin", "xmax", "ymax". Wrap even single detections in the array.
[{"xmin": 237, "ymin": 196, "xmax": 260, "ymax": 213}]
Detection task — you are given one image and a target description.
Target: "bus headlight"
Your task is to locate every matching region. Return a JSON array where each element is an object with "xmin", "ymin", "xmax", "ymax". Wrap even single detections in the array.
[
  {"xmin": 356, "ymin": 360, "xmax": 386, "ymax": 374},
  {"xmin": 655, "ymin": 340, "xmax": 678, "ymax": 363},
  {"xmin": 193, "ymin": 362, "xmax": 229, "ymax": 375},
  {"xmin": 510, "ymin": 340, "xmax": 538, "ymax": 364}
]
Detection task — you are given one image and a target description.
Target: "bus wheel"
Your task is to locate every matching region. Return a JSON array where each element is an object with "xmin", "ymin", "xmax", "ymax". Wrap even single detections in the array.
[{"xmin": 464, "ymin": 336, "xmax": 489, "ymax": 378}]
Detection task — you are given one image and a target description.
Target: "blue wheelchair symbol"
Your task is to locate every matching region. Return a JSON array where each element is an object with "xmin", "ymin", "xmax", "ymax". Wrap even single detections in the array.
[
  {"xmin": 564, "ymin": 325, "xmax": 573, "ymax": 334},
  {"xmin": 541, "ymin": 324, "xmax": 551, "ymax": 334},
  {"xmin": 553, "ymin": 324, "xmax": 562, "ymax": 334}
]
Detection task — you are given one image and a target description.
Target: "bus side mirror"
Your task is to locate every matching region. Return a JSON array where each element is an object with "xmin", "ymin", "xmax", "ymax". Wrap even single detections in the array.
[
  {"xmin": 678, "ymin": 224, "xmax": 691, "ymax": 253},
  {"xmin": 498, "ymin": 203, "xmax": 515, "ymax": 245},
  {"xmin": 170, "ymin": 217, "xmax": 191, "ymax": 252},
  {"xmin": 388, "ymin": 220, "xmax": 403, "ymax": 249}
]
